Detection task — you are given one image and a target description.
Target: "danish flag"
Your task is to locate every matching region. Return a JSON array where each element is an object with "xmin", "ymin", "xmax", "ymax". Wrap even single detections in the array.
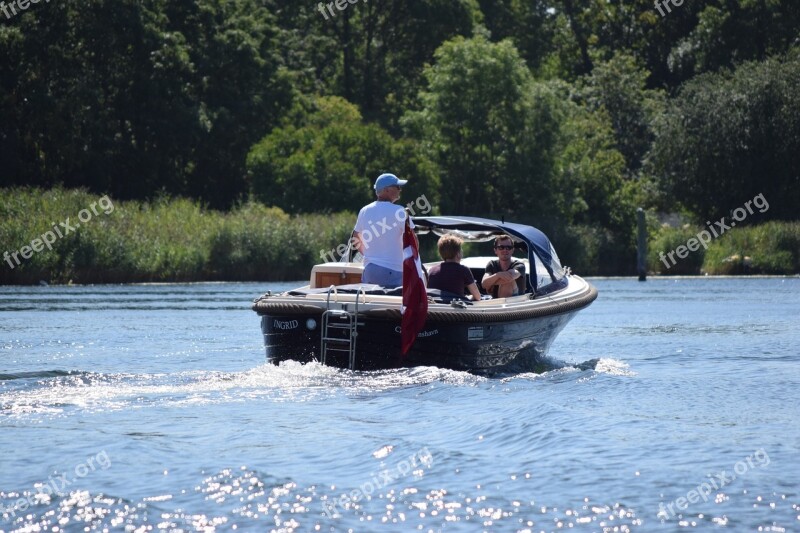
[{"xmin": 401, "ymin": 216, "xmax": 427, "ymax": 355}]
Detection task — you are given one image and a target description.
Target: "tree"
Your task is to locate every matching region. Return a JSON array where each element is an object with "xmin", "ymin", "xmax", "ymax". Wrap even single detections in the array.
[
  {"xmin": 650, "ymin": 48, "xmax": 800, "ymax": 222},
  {"xmin": 553, "ymin": 93, "xmax": 637, "ymax": 273},
  {"xmin": 404, "ymin": 36, "xmax": 563, "ymax": 221},
  {"xmin": 0, "ymin": 0, "xmax": 292, "ymax": 208},
  {"xmin": 555, "ymin": 102, "xmax": 630, "ymax": 232},
  {"xmin": 268, "ymin": 0, "xmax": 481, "ymax": 131},
  {"xmin": 475, "ymin": 0, "xmax": 556, "ymax": 73},
  {"xmin": 580, "ymin": 53, "xmax": 665, "ymax": 176},
  {"xmin": 165, "ymin": 0, "xmax": 293, "ymax": 207},
  {"xmin": 247, "ymin": 96, "xmax": 439, "ymax": 213},
  {"xmin": 668, "ymin": 1, "xmax": 800, "ymax": 80}
]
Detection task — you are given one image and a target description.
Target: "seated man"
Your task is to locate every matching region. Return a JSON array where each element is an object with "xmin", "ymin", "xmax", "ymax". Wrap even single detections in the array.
[
  {"xmin": 482, "ymin": 235, "xmax": 526, "ymax": 298},
  {"xmin": 427, "ymin": 234, "xmax": 482, "ymax": 301}
]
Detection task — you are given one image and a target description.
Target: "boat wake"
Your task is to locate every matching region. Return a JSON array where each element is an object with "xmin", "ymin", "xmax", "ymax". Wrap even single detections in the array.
[
  {"xmin": 0, "ymin": 361, "xmax": 485, "ymax": 418},
  {"xmin": 592, "ymin": 357, "xmax": 635, "ymax": 375},
  {"xmin": 0, "ymin": 357, "xmax": 631, "ymax": 418},
  {"xmin": 499, "ymin": 356, "xmax": 635, "ymax": 381},
  {"xmin": 545, "ymin": 356, "xmax": 634, "ymax": 375}
]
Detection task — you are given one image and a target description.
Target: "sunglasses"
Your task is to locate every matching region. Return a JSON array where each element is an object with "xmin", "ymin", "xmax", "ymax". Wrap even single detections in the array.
[{"xmin": 494, "ymin": 245, "xmax": 513, "ymax": 250}]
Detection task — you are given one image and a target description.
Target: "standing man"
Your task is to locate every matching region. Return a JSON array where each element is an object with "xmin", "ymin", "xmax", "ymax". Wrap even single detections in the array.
[
  {"xmin": 482, "ymin": 235, "xmax": 526, "ymax": 298},
  {"xmin": 353, "ymin": 173, "xmax": 408, "ymax": 286}
]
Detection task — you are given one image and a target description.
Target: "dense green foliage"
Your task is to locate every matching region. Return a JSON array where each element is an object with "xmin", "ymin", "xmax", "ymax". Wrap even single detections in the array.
[
  {"xmin": 2, "ymin": 1, "xmax": 799, "ymax": 280},
  {"xmin": 247, "ymin": 96, "xmax": 440, "ymax": 213},
  {"xmin": 1, "ymin": 0, "xmax": 291, "ymax": 208},
  {"xmin": 404, "ymin": 36, "xmax": 561, "ymax": 218},
  {"xmin": 649, "ymin": 50, "xmax": 800, "ymax": 222}
]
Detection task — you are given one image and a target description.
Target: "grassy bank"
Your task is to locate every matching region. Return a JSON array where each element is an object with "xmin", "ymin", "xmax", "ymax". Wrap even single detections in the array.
[
  {"xmin": 648, "ymin": 222, "xmax": 800, "ymax": 275},
  {"xmin": 2, "ymin": 188, "xmax": 799, "ymax": 284},
  {"xmin": 0, "ymin": 188, "xmax": 355, "ymax": 284}
]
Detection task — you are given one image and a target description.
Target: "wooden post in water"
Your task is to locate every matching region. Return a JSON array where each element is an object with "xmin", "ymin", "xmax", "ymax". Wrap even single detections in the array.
[{"xmin": 637, "ymin": 208, "xmax": 647, "ymax": 281}]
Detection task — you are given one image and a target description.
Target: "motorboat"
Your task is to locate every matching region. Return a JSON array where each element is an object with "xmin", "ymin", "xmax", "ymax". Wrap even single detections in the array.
[{"xmin": 252, "ymin": 216, "xmax": 597, "ymax": 374}]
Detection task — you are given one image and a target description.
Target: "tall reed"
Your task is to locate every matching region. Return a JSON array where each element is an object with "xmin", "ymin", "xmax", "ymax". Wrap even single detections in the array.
[{"xmin": 0, "ymin": 188, "xmax": 355, "ymax": 284}]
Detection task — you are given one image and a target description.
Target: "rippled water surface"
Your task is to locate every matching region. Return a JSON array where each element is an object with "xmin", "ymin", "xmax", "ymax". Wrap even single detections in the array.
[{"xmin": 1, "ymin": 278, "xmax": 798, "ymax": 532}]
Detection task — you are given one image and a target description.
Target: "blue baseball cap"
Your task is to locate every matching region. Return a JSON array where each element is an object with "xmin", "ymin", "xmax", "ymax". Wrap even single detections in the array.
[{"xmin": 374, "ymin": 173, "xmax": 408, "ymax": 191}]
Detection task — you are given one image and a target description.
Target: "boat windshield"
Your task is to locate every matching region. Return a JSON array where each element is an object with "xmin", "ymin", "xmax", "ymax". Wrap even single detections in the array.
[{"xmin": 412, "ymin": 216, "xmax": 567, "ymax": 294}]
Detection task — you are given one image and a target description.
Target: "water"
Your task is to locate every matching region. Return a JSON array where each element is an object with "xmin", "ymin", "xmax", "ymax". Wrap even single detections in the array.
[{"xmin": 1, "ymin": 278, "xmax": 798, "ymax": 532}]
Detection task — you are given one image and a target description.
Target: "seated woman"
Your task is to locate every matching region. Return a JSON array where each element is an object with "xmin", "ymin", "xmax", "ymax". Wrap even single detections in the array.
[{"xmin": 427, "ymin": 234, "xmax": 483, "ymax": 301}]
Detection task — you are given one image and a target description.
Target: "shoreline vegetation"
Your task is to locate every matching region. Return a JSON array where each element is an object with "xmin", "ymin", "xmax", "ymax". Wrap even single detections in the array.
[
  {"xmin": 3, "ymin": 3, "xmax": 799, "ymax": 287},
  {"xmin": 0, "ymin": 188, "xmax": 354, "ymax": 285},
  {"xmin": 2, "ymin": 188, "xmax": 798, "ymax": 285}
]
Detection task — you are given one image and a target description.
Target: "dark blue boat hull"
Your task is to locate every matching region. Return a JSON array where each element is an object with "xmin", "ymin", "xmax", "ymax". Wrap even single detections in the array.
[{"xmin": 260, "ymin": 309, "xmax": 579, "ymax": 374}]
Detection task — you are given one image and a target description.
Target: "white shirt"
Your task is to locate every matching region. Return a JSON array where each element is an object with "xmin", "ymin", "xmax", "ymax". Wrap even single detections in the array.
[{"xmin": 354, "ymin": 201, "xmax": 408, "ymax": 271}]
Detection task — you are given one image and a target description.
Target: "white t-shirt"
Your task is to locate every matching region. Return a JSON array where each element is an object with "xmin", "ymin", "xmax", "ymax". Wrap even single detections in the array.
[{"xmin": 354, "ymin": 201, "xmax": 408, "ymax": 271}]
